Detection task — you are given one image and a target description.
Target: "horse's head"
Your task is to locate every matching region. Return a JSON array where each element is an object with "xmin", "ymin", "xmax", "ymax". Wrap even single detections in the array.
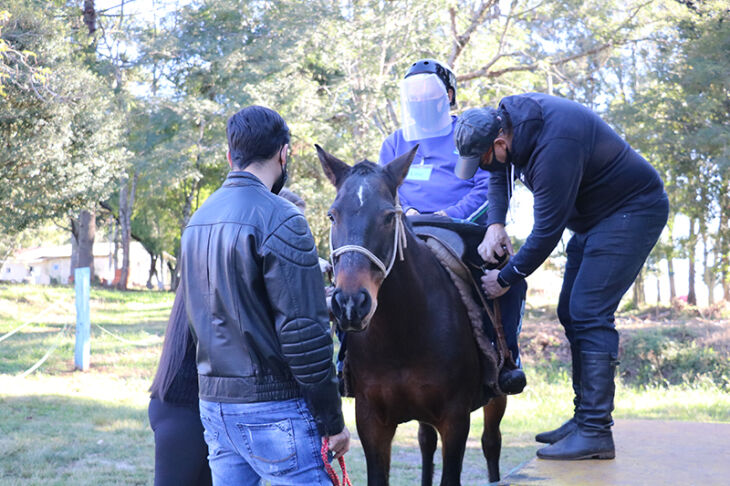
[{"xmin": 316, "ymin": 144, "xmax": 418, "ymax": 332}]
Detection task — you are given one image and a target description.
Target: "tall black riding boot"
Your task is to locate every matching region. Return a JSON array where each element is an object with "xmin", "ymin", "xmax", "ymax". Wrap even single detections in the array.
[
  {"xmin": 535, "ymin": 346, "xmax": 581, "ymax": 444},
  {"xmin": 537, "ymin": 351, "xmax": 618, "ymax": 460}
]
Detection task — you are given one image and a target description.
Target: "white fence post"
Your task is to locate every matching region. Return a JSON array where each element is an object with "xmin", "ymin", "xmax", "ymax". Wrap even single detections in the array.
[{"xmin": 74, "ymin": 267, "xmax": 90, "ymax": 371}]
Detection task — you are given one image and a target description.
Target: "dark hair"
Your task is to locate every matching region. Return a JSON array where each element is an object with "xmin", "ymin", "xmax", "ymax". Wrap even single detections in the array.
[
  {"xmin": 227, "ymin": 105, "xmax": 290, "ymax": 170},
  {"xmin": 149, "ymin": 289, "xmax": 191, "ymax": 399},
  {"xmin": 278, "ymin": 188, "xmax": 306, "ymax": 212}
]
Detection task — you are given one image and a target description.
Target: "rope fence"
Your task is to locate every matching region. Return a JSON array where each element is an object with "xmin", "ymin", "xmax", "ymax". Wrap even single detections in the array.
[
  {"xmin": 92, "ymin": 321, "xmax": 158, "ymax": 347},
  {"xmin": 0, "ymin": 300, "xmax": 65, "ymax": 345},
  {"xmin": 19, "ymin": 320, "xmax": 71, "ymax": 378},
  {"xmin": 0, "ymin": 290, "xmax": 158, "ymax": 376}
]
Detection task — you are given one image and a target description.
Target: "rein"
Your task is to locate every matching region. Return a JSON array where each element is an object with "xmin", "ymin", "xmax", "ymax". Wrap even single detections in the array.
[
  {"xmin": 329, "ymin": 196, "xmax": 407, "ymax": 280},
  {"xmin": 321, "ymin": 438, "xmax": 352, "ymax": 486}
]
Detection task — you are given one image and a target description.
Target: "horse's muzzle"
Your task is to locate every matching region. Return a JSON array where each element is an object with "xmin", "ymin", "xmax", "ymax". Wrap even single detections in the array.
[{"xmin": 330, "ymin": 287, "xmax": 373, "ymax": 332}]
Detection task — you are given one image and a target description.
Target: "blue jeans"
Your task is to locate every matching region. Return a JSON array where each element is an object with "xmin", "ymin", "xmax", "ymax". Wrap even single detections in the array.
[
  {"xmin": 199, "ymin": 398, "xmax": 331, "ymax": 486},
  {"xmin": 558, "ymin": 195, "xmax": 669, "ymax": 354}
]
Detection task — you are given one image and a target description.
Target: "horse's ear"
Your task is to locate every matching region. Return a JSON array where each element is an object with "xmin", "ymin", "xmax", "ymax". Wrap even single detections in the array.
[
  {"xmin": 315, "ymin": 144, "xmax": 351, "ymax": 189},
  {"xmin": 383, "ymin": 144, "xmax": 419, "ymax": 192}
]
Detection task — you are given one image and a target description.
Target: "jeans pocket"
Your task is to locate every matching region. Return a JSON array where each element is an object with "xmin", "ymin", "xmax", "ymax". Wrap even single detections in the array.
[{"xmin": 237, "ymin": 419, "xmax": 298, "ymax": 477}]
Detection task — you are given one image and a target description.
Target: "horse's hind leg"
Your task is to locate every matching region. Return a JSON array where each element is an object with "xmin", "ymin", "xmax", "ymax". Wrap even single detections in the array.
[
  {"xmin": 482, "ymin": 396, "xmax": 507, "ymax": 483},
  {"xmin": 418, "ymin": 422, "xmax": 438, "ymax": 486},
  {"xmin": 437, "ymin": 413, "xmax": 470, "ymax": 486}
]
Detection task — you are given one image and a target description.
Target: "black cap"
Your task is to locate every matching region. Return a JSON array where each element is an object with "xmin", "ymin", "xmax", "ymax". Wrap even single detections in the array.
[{"xmin": 454, "ymin": 107, "xmax": 502, "ymax": 179}]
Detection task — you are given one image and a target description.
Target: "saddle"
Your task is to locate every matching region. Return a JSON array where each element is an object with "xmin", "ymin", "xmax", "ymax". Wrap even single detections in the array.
[{"xmin": 409, "ymin": 214, "xmax": 514, "ymax": 402}]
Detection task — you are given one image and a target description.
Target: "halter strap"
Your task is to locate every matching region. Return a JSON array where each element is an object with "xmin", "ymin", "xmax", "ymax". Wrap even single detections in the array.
[{"xmin": 330, "ymin": 196, "xmax": 407, "ymax": 280}]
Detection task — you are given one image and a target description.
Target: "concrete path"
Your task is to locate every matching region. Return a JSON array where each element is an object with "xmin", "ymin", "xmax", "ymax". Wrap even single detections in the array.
[{"xmin": 502, "ymin": 419, "xmax": 730, "ymax": 486}]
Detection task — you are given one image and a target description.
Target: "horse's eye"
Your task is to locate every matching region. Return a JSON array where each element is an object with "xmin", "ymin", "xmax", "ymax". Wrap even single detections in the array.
[
  {"xmin": 327, "ymin": 213, "xmax": 335, "ymax": 223},
  {"xmin": 383, "ymin": 212, "xmax": 395, "ymax": 225}
]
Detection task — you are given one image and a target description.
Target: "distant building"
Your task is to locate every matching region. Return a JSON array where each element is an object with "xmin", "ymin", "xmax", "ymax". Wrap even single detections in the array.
[{"xmin": 0, "ymin": 241, "xmax": 170, "ymax": 289}]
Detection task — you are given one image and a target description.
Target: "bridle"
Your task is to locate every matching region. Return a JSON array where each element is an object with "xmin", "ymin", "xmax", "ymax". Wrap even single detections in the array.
[{"xmin": 329, "ymin": 195, "xmax": 408, "ymax": 281}]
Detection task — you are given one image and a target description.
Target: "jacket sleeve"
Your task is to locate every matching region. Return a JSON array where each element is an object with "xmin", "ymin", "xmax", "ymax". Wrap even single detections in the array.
[
  {"xmin": 261, "ymin": 213, "xmax": 345, "ymax": 436},
  {"xmin": 499, "ymin": 139, "xmax": 584, "ymax": 285},
  {"xmin": 443, "ymin": 167, "xmax": 490, "ymax": 220}
]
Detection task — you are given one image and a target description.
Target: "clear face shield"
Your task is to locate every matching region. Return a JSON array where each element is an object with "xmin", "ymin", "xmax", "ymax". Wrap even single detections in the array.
[{"xmin": 400, "ymin": 73, "xmax": 452, "ymax": 142}]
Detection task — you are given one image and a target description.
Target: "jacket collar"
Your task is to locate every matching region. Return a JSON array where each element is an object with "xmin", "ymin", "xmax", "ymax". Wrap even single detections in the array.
[{"xmin": 223, "ymin": 170, "xmax": 267, "ymax": 188}]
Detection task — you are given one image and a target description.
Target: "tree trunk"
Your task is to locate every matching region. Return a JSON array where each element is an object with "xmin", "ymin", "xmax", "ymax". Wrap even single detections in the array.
[
  {"xmin": 83, "ymin": 0, "xmax": 96, "ymax": 35},
  {"xmin": 701, "ymin": 228, "xmax": 714, "ymax": 306},
  {"xmin": 667, "ymin": 257, "xmax": 676, "ymax": 301},
  {"xmin": 118, "ymin": 171, "xmax": 138, "ymax": 290},
  {"xmin": 77, "ymin": 209, "xmax": 96, "ymax": 281},
  {"xmin": 718, "ymin": 185, "xmax": 729, "ymax": 301},
  {"xmin": 112, "ymin": 221, "xmax": 119, "ymax": 278},
  {"xmin": 687, "ymin": 219, "xmax": 697, "ymax": 306},
  {"xmin": 171, "ymin": 178, "xmax": 200, "ymax": 291},
  {"xmin": 146, "ymin": 249, "xmax": 158, "ymax": 289},
  {"xmin": 167, "ymin": 260, "xmax": 178, "ymax": 291},
  {"xmin": 633, "ymin": 268, "xmax": 645, "ymax": 307},
  {"xmin": 665, "ymin": 219, "xmax": 676, "ymax": 301},
  {"xmin": 70, "ymin": 217, "xmax": 79, "ymax": 282}
]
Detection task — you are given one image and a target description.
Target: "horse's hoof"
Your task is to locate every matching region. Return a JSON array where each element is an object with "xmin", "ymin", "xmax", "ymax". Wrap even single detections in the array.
[{"xmin": 498, "ymin": 367, "xmax": 526, "ymax": 395}]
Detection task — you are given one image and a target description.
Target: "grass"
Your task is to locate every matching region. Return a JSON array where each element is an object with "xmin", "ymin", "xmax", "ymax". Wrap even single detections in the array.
[{"xmin": 0, "ymin": 283, "xmax": 729, "ymax": 485}]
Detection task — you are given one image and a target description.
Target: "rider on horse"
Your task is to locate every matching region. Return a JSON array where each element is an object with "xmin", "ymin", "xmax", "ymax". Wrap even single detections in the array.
[{"xmin": 336, "ymin": 59, "xmax": 527, "ymax": 396}]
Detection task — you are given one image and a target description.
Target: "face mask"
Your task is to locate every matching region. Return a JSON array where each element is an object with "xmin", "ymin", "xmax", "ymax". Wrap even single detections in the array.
[
  {"xmin": 480, "ymin": 145, "xmax": 513, "ymax": 173},
  {"xmin": 271, "ymin": 158, "xmax": 288, "ymax": 195}
]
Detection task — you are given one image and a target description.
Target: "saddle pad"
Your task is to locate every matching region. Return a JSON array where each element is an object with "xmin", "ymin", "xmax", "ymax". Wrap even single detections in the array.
[
  {"xmin": 408, "ymin": 214, "xmax": 506, "ymax": 271},
  {"xmin": 420, "ymin": 234, "xmax": 503, "ymax": 402}
]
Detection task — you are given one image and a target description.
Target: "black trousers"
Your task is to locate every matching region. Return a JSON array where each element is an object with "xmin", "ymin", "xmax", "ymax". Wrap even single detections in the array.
[{"xmin": 148, "ymin": 398, "xmax": 212, "ymax": 486}]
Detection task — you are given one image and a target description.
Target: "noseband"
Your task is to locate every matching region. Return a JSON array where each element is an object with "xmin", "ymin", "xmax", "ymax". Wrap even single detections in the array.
[{"xmin": 329, "ymin": 196, "xmax": 408, "ymax": 280}]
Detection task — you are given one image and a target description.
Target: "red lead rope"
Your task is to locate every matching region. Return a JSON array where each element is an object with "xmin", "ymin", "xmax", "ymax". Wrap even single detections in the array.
[{"xmin": 321, "ymin": 438, "xmax": 352, "ymax": 486}]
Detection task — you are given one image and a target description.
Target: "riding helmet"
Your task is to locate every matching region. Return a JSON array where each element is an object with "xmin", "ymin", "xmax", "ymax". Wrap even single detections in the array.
[{"xmin": 404, "ymin": 59, "xmax": 457, "ymax": 107}]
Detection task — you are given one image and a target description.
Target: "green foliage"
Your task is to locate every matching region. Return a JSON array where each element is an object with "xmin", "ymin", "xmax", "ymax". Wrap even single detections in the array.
[
  {"xmin": 606, "ymin": 1, "xmax": 730, "ymax": 291},
  {"xmin": 0, "ymin": 1, "xmax": 125, "ymax": 237},
  {"xmin": 2, "ymin": 0, "xmax": 727, "ymax": 293},
  {"xmin": 620, "ymin": 325, "xmax": 730, "ymax": 390}
]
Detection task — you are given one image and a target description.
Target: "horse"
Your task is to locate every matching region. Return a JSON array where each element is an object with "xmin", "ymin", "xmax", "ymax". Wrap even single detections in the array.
[{"xmin": 315, "ymin": 144, "xmax": 507, "ymax": 486}]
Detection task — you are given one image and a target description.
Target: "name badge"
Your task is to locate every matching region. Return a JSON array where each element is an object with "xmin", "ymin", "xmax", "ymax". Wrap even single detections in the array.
[{"xmin": 406, "ymin": 164, "xmax": 433, "ymax": 181}]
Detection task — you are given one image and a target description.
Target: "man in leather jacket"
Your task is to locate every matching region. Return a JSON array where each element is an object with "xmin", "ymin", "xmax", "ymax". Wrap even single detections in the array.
[{"xmin": 180, "ymin": 105, "xmax": 350, "ymax": 484}]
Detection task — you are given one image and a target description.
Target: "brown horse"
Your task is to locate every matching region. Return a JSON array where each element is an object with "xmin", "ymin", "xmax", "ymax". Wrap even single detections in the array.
[{"xmin": 316, "ymin": 145, "xmax": 506, "ymax": 486}]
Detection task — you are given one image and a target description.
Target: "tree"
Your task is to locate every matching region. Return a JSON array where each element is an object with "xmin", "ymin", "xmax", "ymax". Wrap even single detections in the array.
[
  {"xmin": 607, "ymin": 1, "xmax": 729, "ymax": 305},
  {"xmin": 0, "ymin": 1, "xmax": 125, "ymax": 245}
]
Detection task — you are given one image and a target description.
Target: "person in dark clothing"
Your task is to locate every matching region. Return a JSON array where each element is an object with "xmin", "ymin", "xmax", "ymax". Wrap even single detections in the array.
[
  {"xmin": 149, "ymin": 288, "xmax": 211, "ymax": 486},
  {"xmin": 454, "ymin": 93, "xmax": 668, "ymax": 461},
  {"xmin": 180, "ymin": 105, "xmax": 349, "ymax": 485}
]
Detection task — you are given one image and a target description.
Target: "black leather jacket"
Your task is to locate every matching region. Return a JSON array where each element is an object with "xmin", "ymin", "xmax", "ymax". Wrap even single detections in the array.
[{"xmin": 180, "ymin": 171, "xmax": 344, "ymax": 436}]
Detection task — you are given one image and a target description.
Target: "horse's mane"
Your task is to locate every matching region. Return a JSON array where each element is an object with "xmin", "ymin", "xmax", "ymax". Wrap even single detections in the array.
[{"xmin": 350, "ymin": 160, "xmax": 380, "ymax": 176}]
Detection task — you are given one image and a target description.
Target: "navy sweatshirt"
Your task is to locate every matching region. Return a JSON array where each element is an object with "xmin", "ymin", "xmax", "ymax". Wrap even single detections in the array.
[{"xmin": 487, "ymin": 93, "xmax": 666, "ymax": 285}]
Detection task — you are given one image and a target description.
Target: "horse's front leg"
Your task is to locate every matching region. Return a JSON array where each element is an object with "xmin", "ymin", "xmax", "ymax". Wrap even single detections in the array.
[
  {"xmin": 482, "ymin": 395, "xmax": 507, "ymax": 483},
  {"xmin": 437, "ymin": 411, "xmax": 471, "ymax": 486},
  {"xmin": 418, "ymin": 422, "xmax": 438, "ymax": 486},
  {"xmin": 356, "ymin": 398, "xmax": 397, "ymax": 486}
]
